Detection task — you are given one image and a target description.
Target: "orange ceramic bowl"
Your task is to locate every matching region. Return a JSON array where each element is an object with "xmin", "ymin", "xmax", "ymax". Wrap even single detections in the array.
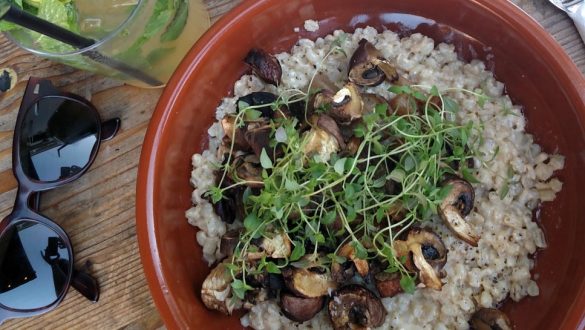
[{"xmin": 136, "ymin": 0, "xmax": 585, "ymax": 329}]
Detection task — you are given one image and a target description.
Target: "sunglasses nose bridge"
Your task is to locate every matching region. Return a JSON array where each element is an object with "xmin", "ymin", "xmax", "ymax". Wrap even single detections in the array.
[{"xmin": 12, "ymin": 184, "xmax": 34, "ymax": 213}]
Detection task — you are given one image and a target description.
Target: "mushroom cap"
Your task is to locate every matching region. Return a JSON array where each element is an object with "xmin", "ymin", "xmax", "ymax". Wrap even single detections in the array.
[
  {"xmin": 330, "ymin": 82, "xmax": 364, "ymax": 124},
  {"xmin": 328, "ymin": 285, "xmax": 387, "ymax": 329},
  {"xmin": 470, "ymin": 308, "xmax": 512, "ymax": 330},
  {"xmin": 406, "ymin": 227, "xmax": 448, "ymax": 290},
  {"xmin": 337, "ymin": 242, "xmax": 369, "ymax": 277},
  {"xmin": 201, "ymin": 261, "xmax": 239, "ymax": 315},
  {"xmin": 244, "ymin": 48, "xmax": 282, "ymax": 85},
  {"xmin": 282, "ymin": 267, "xmax": 337, "ymax": 298},
  {"xmin": 348, "ymin": 39, "xmax": 398, "ymax": 86},
  {"xmin": 374, "ymin": 271, "xmax": 403, "ymax": 298},
  {"xmin": 280, "ymin": 293, "xmax": 325, "ymax": 322},
  {"xmin": 439, "ymin": 177, "xmax": 479, "ymax": 246}
]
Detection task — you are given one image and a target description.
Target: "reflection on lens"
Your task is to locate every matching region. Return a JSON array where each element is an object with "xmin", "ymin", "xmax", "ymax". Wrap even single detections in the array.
[
  {"xmin": 0, "ymin": 220, "xmax": 71, "ymax": 310},
  {"xmin": 19, "ymin": 97, "xmax": 99, "ymax": 182}
]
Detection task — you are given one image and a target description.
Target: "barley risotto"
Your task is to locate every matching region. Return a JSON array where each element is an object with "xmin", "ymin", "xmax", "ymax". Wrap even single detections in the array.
[{"xmin": 186, "ymin": 25, "xmax": 564, "ymax": 329}]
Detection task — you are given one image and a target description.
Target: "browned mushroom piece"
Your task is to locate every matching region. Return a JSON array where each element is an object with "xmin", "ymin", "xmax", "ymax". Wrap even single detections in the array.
[
  {"xmin": 405, "ymin": 228, "xmax": 448, "ymax": 290},
  {"xmin": 438, "ymin": 177, "xmax": 479, "ymax": 246},
  {"xmin": 237, "ymin": 92, "xmax": 279, "ymax": 118},
  {"xmin": 469, "ymin": 308, "xmax": 512, "ymax": 330},
  {"xmin": 247, "ymin": 231, "xmax": 292, "ymax": 260},
  {"xmin": 302, "ymin": 126, "xmax": 341, "ymax": 162},
  {"xmin": 328, "ymin": 285, "xmax": 387, "ymax": 329},
  {"xmin": 362, "ymin": 93, "xmax": 390, "ymax": 114},
  {"xmin": 244, "ymin": 48, "xmax": 282, "ymax": 85},
  {"xmin": 220, "ymin": 229, "xmax": 242, "ymax": 256},
  {"xmin": 331, "ymin": 260, "xmax": 356, "ymax": 284},
  {"xmin": 345, "ymin": 136, "xmax": 362, "ymax": 156},
  {"xmin": 201, "ymin": 261, "xmax": 239, "ymax": 315},
  {"xmin": 317, "ymin": 115, "xmax": 346, "ymax": 148},
  {"xmin": 329, "ymin": 82, "xmax": 364, "ymax": 124},
  {"xmin": 244, "ymin": 125, "xmax": 272, "ymax": 159},
  {"xmin": 282, "ymin": 267, "xmax": 337, "ymax": 298},
  {"xmin": 232, "ymin": 155, "xmax": 264, "ymax": 188},
  {"xmin": 389, "ymin": 93, "xmax": 419, "ymax": 116},
  {"xmin": 242, "ymin": 288, "xmax": 270, "ymax": 310},
  {"xmin": 374, "ymin": 271, "xmax": 403, "ymax": 298},
  {"xmin": 337, "ymin": 242, "xmax": 369, "ymax": 277},
  {"xmin": 221, "ymin": 115, "xmax": 250, "ymax": 150},
  {"xmin": 280, "ymin": 293, "xmax": 325, "ymax": 322},
  {"xmin": 349, "ymin": 39, "xmax": 398, "ymax": 86}
]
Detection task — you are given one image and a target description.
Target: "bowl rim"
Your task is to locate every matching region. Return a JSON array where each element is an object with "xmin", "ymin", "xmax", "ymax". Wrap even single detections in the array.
[{"xmin": 136, "ymin": 0, "xmax": 585, "ymax": 328}]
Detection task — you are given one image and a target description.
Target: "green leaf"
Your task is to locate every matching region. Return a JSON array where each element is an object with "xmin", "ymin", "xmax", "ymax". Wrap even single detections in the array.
[
  {"xmin": 403, "ymin": 155, "xmax": 415, "ymax": 172},
  {"xmin": 389, "ymin": 168, "xmax": 405, "ymax": 183},
  {"xmin": 353, "ymin": 241, "xmax": 368, "ymax": 259},
  {"xmin": 244, "ymin": 109, "xmax": 263, "ymax": 121},
  {"xmin": 207, "ymin": 186, "xmax": 223, "ymax": 203},
  {"xmin": 290, "ymin": 242, "xmax": 305, "ymax": 261},
  {"xmin": 231, "ymin": 279, "xmax": 253, "ymax": 299},
  {"xmin": 430, "ymin": 86, "xmax": 439, "ymax": 96},
  {"xmin": 260, "ymin": 149, "xmax": 273, "ymax": 169},
  {"xmin": 266, "ymin": 262, "xmax": 281, "ymax": 274},
  {"xmin": 499, "ymin": 182, "xmax": 510, "ymax": 200},
  {"xmin": 443, "ymin": 97, "xmax": 460, "ymax": 113},
  {"xmin": 284, "ymin": 178, "xmax": 300, "ymax": 191},
  {"xmin": 461, "ymin": 167, "xmax": 480, "ymax": 184},
  {"xmin": 327, "ymin": 253, "xmax": 347, "ymax": 264},
  {"xmin": 243, "ymin": 214, "xmax": 262, "ymax": 233},
  {"xmin": 160, "ymin": 0, "xmax": 188, "ymax": 42},
  {"xmin": 334, "ymin": 158, "xmax": 347, "ymax": 175},
  {"xmin": 322, "ymin": 211, "xmax": 337, "ymax": 225},
  {"xmin": 375, "ymin": 102, "xmax": 388, "ymax": 115},
  {"xmin": 400, "ymin": 274, "xmax": 416, "ymax": 294}
]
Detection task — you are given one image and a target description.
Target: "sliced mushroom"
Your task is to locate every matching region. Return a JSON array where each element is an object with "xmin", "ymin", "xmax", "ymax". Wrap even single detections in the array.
[
  {"xmin": 317, "ymin": 115, "xmax": 346, "ymax": 149},
  {"xmin": 302, "ymin": 127, "xmax": 340, "ymax": 162},
  {"xmin": 242, "ymin": 288, "xmax": 270, "ymax": 310},
  {"xmin": 362, "ymin": 93, "xmax": 390, "ymax": 114},
  {"xmin": 220, "ymin": 115, "xmax": 250, "ymax": 150},
  {"xmin": 374, "ymin": 271, "xmax": 403, "ymax": 298},
  {"xmin": 280, "ymin": 293, "xmax": 325, "ymax": 322},
  {"xmin": 470, "ymin": 308, "xmax": 512, "ymax": 330},
  {"xmin": 389, "ymin": 93, "xmax": 419, "ymax": 116},
  {"xmin": 330, "ymin": 83, "xmax": 364, "ymax": 124},
  {"xmin": 232, "ymin": 155, "xmax": 264, "ymax": 188},
  {"xmin": 244, "ymin": 48, "xmax": 282, "ymax": 85},
  {"xmin": 201, "ymin": 261, "xmax": 239, "ymax": 315},
  {"xmin": 282, "ymin": 267, "xmax": 337, "ymax": 298},
  {"xmin": 349, "ymin": 39, "xmax": 398, "ymax": 86},
  {"xmin": 220, "ymin": 229, "xmax": 242, "ymax": 256},
  {"xmin": 405, "ymin": 227, "xmax": 448, "ymax": 290},
  {"xmin": 337, "ymin": 243, "xmax": 369, "ymax": 277},
  {"xmin": 247, "ymin": 231, "xmax": 292, "ymax": 260},
  {"xmin": 331, "ymin": 260, "xmax": 356, "ymax": 284},
  {"xmin": 328, "ymin": 285, "xmax": 386, "ymax": 329},
  {"xmin": 438, "ymin": 177, "xmax": 479, "ymax": 246},
  {"xmin": 244, "ymin": 125, "xmax": 272, "ymax": 159},
  {"xmin": 237, "ymin": 92, "xmax": 278, "ymax": 118}
]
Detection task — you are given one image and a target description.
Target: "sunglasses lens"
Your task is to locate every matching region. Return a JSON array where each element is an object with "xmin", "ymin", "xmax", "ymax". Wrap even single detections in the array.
[{"xmin": 19, "ymin": 97, "xmax": 99, "ymax": 182}]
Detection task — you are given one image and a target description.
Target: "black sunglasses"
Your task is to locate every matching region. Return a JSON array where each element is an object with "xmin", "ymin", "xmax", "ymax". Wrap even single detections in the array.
[{"xmin": 0, "ymin": 77, "xmax": 120, "ymax": 323}]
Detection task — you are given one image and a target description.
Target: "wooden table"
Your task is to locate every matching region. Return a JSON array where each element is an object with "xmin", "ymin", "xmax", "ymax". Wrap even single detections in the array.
[{"xmin": 0, "ymin": 0, "xmax": 583, "ymax": 329}]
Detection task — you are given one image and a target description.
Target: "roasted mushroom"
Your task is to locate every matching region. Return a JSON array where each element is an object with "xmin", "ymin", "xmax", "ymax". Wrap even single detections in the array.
[
  {"xmin": 330, "ymin": 83, "xmax": 364, "ymax": 124},
  {"xmin": 438, "ymin": 177, "xmax": 479, "ymax": 246},
  {"xmin": 337, "ymin": 242, "xmax": 369, "ymax": 277},
  {"xmin": 232, "ymin": 155, "xmax": 264, "ymax": 188},
  {"xmin": 237, "ymin": 92, "xmax": 279, "ymax": 118},
  {"xmin": 470, "ymin": 308, "xmax": 512, "ymax": 330},
  {"xmin": 349, "ymin": 39, "xmax": 398, "ymax": 86},
  {"xmin": 389, "ymin": 93, "xmax": 419, "ymax": 116},
  {"xmin": 244, "ymin": 48, "xmax": 282, "ymax": 85},
  {"xmin": 220, "ymin": 115, "xmax": 249, "ymax": 151},
  {"xmin": 331, "ymin": 260, "xmax": 356, "ymax": 284},
  {"xmin": 280, "ymin": 293, "xmax": 325, "ymax": 322},
  {"xmin": 317, "ymin": 115, "xmax": 346, "ymax": 148},
  {"xmin": 220, "ymin": 229, "xmax": 242, "ymax": 256},
  {"xmin": 247, "ymin": 231, "xmax": 292, "ymax": 260},
  {"xmin": 404, "ymin": 227, "xmax": 447, "ymax": 290},
  {"xmin": 328, "ymin": 285, "xmax": 386, "ymax": 329},
  {"xmin": 374, "ymin": 271, "xmax": 403, "ymax": 298},
  {"xmin": 362, "ymin": 93, "xmax": 390, "ymax": 114},
  {"xmin": 303, "ymin": 127, "xmax": 341, "ymax": 162},
  {"xmin": 201, "ymin": 261, "xmax": 239, "ymax": 315},
  {"xmin": 244, "ymin": 125, "xmax": 272, "ymax": 159},
  {"xmin": 283, "ymin": 267, "xmax": 337, "ymax": 298}
]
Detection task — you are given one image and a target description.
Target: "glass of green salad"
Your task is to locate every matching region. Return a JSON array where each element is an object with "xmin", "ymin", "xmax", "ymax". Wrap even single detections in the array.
[{"xmin": 0, "ymin": 0, "xmax": 210, "ymax": 88}]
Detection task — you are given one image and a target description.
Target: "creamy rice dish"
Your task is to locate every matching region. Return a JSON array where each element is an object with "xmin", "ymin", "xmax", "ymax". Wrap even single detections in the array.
[{"xmin": 186, "ymin": 24, "xmax": 564, "ymax": 329}]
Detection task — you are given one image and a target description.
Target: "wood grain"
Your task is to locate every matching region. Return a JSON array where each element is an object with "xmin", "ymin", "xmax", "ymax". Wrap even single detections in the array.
[{"xmin": 0, "ymin": 0, "xmax": 582, "ymax": 329}]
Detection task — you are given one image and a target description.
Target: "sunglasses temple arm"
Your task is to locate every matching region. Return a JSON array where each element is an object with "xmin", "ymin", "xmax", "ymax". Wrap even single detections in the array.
[
  {"xmin": 101, "ymin": 118, "xmax": 121, "ymax": 142},
  {"xmin": 71, "ymin": 268, "xmax": 100, "ymax": 303}
]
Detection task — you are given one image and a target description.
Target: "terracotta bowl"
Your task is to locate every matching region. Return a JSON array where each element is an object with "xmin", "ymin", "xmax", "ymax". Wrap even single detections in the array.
[{"xmin": 136, "ymin": 0, "xmax": 585, "ymax": 328}]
